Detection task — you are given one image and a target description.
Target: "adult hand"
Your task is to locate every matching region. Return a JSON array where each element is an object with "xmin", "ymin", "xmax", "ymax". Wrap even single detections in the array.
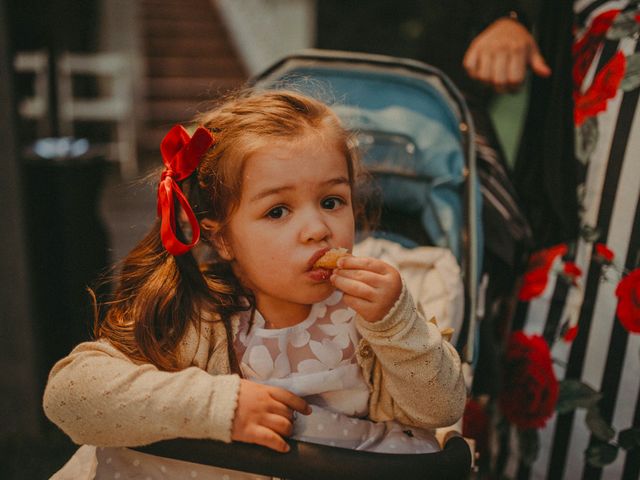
[
  {"xmin": 231, "ymin": 379, "xmax": 311, "ymax": 452},
  {"xmin": 331, "ymin": 256, "xmax": 402, "ymax": 323},
  {"xmin": 463, "ymin": 17, "xmax": 551, "ymax": 93}
]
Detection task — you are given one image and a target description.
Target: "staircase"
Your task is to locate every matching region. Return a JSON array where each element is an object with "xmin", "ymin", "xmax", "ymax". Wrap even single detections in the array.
[{"xmin": 139, "ymin": 0, "xmax": 247, "ymax": 163}]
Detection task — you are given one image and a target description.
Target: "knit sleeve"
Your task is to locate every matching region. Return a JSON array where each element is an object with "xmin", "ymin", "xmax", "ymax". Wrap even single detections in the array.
[
  {"xmin": 43, "ymin": 340, "xmax": 241, "ymax": 447},
  {"xmin": 355, "ymin": 284, "xmax": 466, "ymax": 429}
]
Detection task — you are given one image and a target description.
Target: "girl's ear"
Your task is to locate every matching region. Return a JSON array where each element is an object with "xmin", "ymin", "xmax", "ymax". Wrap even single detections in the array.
[{"xmin": 201, "ymin": 219, "xmax": 234, "ymax": 261}]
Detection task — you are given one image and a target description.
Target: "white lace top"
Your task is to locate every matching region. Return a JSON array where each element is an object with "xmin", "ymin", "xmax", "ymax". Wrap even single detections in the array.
[
  {"xmin": 234, "ymin": 290, "xmax": 370, "ymax": 417},
  {"xmin": 233, "ymin": 290, "xmax": 439, "ymax": 455}
]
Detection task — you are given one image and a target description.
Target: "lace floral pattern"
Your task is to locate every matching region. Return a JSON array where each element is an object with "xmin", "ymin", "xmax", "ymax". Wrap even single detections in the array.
[
  {"xmin": 234, "ymin": 291, "xmax": 370, "ymax": 416},
  {"xmin": 234, "ymin": 290, "xmax": 439, "ymax": 455}
]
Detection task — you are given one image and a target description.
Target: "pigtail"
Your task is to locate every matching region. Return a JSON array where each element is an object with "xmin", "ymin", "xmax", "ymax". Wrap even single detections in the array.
[
  {"xmin": 95, "ymin": 218, "xmax": 248, "ymax": 371},
  {"xmin": 95, "ymin": 221, "xmax": 199, "ymax": 370}
]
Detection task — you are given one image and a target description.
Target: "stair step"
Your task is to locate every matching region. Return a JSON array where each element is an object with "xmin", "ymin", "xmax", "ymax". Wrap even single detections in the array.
[
  {"xmin": 145, "ymin": 77, "xmax": 243, "ymax": 99},
  {"xmin": 145, "ymin": 99, "xmax": 214, "ymax": 122},
  {"xmin": 138, "ymin": 126, "xmax": 174, "ymax": 153},
  {"xmin": 144, "ymin": 37, "xmax": 230, "ymax": 57},
  {"xmin": 138, "ymin": 0, "xmax": 245, "ymax": 155},
  {"xmin": 140, "ymin": 0, "xmax": 212, "ymax": 5},
  {"xmin": 146, "ymin": 57, "xmax": 244, "ymax": 78},
  {"xmin": 140, "ymin": 0, "xmax": 214, "ymax": 10},
  {"xmin": 142, "ymin": 18, "xmax": 222, "ymax": 37},
  {"xmin": 140, "ymin": 4, "xmax": 216, "ymax": 20}
]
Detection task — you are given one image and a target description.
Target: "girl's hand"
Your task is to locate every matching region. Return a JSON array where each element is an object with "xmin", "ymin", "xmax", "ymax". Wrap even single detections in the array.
[
  {"xmin": 331, "ymin": 256, "xmax": 402, "ymax": 323},
  {"xmin": 231, "ymin": 379, "xmax": 311, "ymax": 453}
]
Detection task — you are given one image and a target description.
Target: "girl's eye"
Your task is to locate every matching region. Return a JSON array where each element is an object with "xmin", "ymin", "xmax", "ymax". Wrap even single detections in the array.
[
  {"xmin": 321, "ymin": 197, "xmax": 345, "ymax": 210},
  {"xmin": 266, "ymin": 206, "xmax": 289, "ymax": 219}
]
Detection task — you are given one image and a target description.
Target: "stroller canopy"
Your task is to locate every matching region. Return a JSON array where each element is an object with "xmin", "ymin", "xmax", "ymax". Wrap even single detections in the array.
[{"xmin": 252, "ymin": 49, "xmax": 481, "ymax": 269}]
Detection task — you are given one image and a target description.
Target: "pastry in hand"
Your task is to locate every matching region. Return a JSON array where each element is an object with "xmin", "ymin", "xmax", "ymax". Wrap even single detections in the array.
[{"xmin": 313, "ymin": 248, "xmax": 349, "ymax": 269}]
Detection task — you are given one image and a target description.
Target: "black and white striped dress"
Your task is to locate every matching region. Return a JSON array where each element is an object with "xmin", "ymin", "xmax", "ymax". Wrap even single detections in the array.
[{"xmin": 501, "ymin": 1, "xmax": 640, "ymax": 479}]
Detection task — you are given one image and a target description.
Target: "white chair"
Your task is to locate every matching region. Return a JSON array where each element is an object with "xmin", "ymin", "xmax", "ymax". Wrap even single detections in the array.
[
  {"xmin": 56, "ymin": 52, "xmax": 138, "ymax": 178},
  {"xmin": 14, "ymin": 50, "xmax": 50, "ymax": 138}
]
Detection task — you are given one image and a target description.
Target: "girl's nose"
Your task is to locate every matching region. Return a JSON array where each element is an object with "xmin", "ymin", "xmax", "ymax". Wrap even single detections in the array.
[{"xmin": 300, "ymin": 211, "xmax": 331, "ymax": 243}]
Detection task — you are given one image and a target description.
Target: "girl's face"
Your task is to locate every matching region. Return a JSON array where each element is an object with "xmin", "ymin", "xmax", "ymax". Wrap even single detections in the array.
[{"xmin": 218, "ymin": 133, "xmax": 355, "ymax": 326}]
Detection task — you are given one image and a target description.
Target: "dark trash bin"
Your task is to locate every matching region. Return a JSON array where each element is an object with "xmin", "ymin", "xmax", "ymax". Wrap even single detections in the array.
[{"xmin": 21, "ymin": 138, "xmax": 110, "ymax": 391}]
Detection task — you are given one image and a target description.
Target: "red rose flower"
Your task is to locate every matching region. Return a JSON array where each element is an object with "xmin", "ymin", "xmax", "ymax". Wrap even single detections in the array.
[
  {"xmin": 499, "ymin": 332, "xmax": 559, "ymax": 429},
  {"xmin": 462, "ymin": 398, "xmax": 490, "ymax": 459},
  {"xmin": 615, "ymin": 268, "xmax": 640, "ymax": 333},
  {"xmin": 594, "ymin": 243, "xmax": 615, "ymax": 263},
  {"xmin": 573, "ymin": 10, "xmax": 620, "ymax": 89},
  {"xmin": 574, "ymin": 51, "xmax": 626, "ymax": 125},
  {"xmin": 518, "ymin": 244, "xmax": 568, "ymax": 301}
]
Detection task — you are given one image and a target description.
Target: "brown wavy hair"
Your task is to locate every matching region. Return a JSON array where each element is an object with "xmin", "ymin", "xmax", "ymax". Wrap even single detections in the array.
[{"xmin": 94, "ymin": 89, "xmax": 370, "ymax": 371}]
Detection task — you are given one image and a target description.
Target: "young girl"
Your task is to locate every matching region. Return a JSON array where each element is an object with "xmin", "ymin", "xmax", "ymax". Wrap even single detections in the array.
[{"xmin": 44, "ymin": 89, "xmax": 466, "ymax": 479}]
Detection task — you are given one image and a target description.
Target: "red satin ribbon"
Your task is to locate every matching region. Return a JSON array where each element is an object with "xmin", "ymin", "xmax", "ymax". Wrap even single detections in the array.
[{"xmin": 157, "ymin": 125, "xmax": 214, "ymax": 256}]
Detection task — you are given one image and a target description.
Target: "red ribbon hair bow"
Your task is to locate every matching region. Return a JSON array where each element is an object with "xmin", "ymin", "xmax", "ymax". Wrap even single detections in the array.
[{"xmin": 157, "ymin": 125, "xmax": 214, "ymax": 256}]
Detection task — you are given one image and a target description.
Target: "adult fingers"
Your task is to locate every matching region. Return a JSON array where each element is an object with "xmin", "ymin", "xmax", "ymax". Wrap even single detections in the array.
[
  {"xmin": 475, "ymin": 50, "xmax": 493, "ymax": 84},
  {"xmin": 491, "ymin": 51, "xmax": 509, "ymax": 92},
  {"xmin": 529, "ymin": 48, "xmax": 552, "ymax": 78},
  {"xmin": 506, "ymin": 49, "xmax": 527, "ymax": 90},
  {"xmin": 462, "ymin": 43, "xmax": 480, "ymax": 78}
]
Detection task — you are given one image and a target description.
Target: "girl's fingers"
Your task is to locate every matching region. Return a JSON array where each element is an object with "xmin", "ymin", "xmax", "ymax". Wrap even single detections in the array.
[
  {"xmin": 263, "ymin": 413, "xmax": 294, "ymax": 437},
  {"xmin": 268, "ymin": 387, "xmax": 311, "ymax": 415},
  {"xmin": 337, "ymin": 255, "xmax": 389, "ymax": 274},
  {"xmin": 253, "ymin": 425, "xmax": 290, "ymax": 453},
  {"xmin": 333, "ymin": 268, "xmax": 383, "ymax": 288},
  {"xmin": 267, "ymin": 402, "xmax": 294, "ymax": 421},
  {"xmin": 340, "ymin": 294, "xmax": 374, "ymax": 315},
  {"xmin": 331, "ymin": 274, "xmax": 377, "ymax": 301}
]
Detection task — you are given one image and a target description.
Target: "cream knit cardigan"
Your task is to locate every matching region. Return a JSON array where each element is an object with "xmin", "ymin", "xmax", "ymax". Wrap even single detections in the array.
[{"xmin": 44, "ymin": 282, "xmax": 466, "ymax": 448}]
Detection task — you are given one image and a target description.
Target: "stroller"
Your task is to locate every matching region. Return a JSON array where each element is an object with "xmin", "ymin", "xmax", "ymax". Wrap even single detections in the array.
[{"xmin": 136, "ymin": 50, "xmax": 481, "ymax": 480}]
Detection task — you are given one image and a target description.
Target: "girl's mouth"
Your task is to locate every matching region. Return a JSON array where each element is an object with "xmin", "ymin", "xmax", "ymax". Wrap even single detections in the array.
[
  {"xmin": 307, "ymin": 267, "xmax": 332, "ymax": 282},
  {"xmin": 307, "ymin": 247, "xmax": 331, "ymax": 271}
]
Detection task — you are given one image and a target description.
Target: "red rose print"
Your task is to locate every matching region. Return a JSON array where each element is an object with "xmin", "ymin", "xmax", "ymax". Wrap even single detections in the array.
[
  {"xmin": 563, "ymin": 324, "xmax": 579, "ymax": 342},
  {"xmin": 462, "ymin": 398, "xmax": 490, "ymax": 459},
  {"xmin": 499, "ymin": 332, "xmax": 559, "ymax": 429},
  {"xmin": 615, "ymin": 268, "xmax": 640, "ymax": 333},
  {"xmin": 518, "ymin": 244, "xmax": 568, "ymax": 301},
  {"xmin": 573, "ymin": 10, "xmax": 621, "ymax": 89},
  {"xmin": 562, "ymin": 262, "xmax": 583, "ymax": 285},
  {"xmin": 574, "ymin": 51, "xmax": 627, "ymax": 125},
  {"xmin": 594, "ymin": 243, "xmax": 615, "ymax": 263}
]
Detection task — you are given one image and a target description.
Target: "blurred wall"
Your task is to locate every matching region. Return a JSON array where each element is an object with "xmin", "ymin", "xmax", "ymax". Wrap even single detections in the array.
[
  {"xmin": 0, "ymin": 0, "xmax": 42, "ymax": 438},
  {"xmin": 97, "ymin": 0, "xmax": 145, "ymax": 130},
  {"xmin": 215, "ymin": 0, "xmax": 316, "ymax": 75}
]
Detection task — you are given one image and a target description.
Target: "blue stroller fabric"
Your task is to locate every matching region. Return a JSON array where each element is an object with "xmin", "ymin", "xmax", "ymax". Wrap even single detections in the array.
[{"xmin": 268, "ymin": 66, "xmax": 481, "ymax": 266}]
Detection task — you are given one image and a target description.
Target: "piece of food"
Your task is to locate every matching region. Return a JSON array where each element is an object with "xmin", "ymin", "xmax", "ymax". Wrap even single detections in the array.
[{"xmin": 313, "ymin": 248, "xmax": 349, "ymax": 269}]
